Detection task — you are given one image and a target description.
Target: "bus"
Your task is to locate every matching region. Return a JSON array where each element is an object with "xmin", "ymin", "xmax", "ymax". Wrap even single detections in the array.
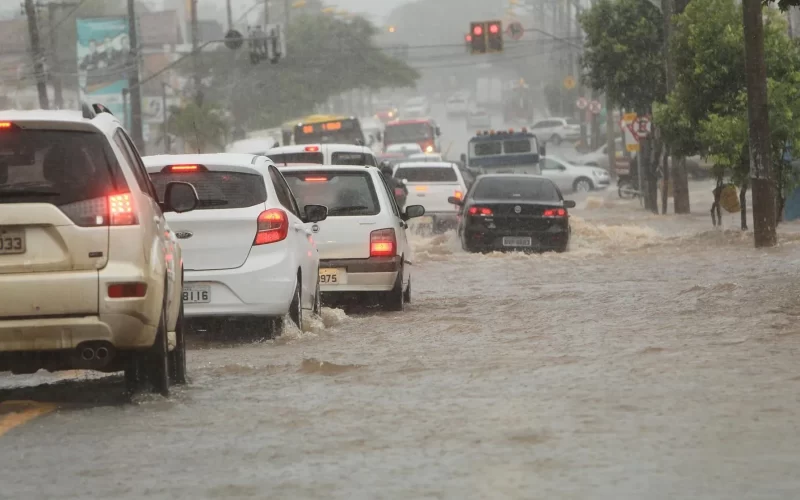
[
  {"xmin": 466, "ymin": 129, "xmax": 544, "ymax": 176},
  {"xmin": 290, "ymin": 115, "xmax": 365, "ymax": 146}
]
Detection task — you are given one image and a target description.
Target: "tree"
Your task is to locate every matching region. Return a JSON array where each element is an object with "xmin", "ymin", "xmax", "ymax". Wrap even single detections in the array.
[
  {"xmin": 165, "ymin": 101, "xmax": 229, "ymax": 153},
  {"xmin": 579, "ymin": 0, "xmax": 666, "ymax": 212}
]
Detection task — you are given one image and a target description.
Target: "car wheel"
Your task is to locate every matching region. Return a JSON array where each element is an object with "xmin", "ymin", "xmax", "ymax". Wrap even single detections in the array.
[
  {"xmin": 145, "ymin": 299, "xmax": 170, "ymax": 396},
  {"xmin": 289, "ymin": 277, "xmax": 303, "ymax": 331},
  {"xmin": 550, "ymin": 134, "xmax": 562, "ymax": 146},
  {"xmin": 403, "ymin": 276, "xmax": 411, "ymax": 303},
  {"xmin": 169, "ymin": 299, "xmax": 187, "ymax": 385},
  {"xmin": 573, "ymin": 177, "xmax": 593, "ymax": 192},
  {"xmin": 382, "ymin": 266, "xmax": 405, "ymax": 312}
]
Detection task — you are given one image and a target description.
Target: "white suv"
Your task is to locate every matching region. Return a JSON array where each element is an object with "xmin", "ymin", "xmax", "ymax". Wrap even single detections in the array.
[
  {"xmin": 144, "ymin": 154, "xmax": 328, "ymax": 335},
  {"xmin": 0, "ymin": 106, "xmax": 200, "ymax": 395},
  {"xmin": 280, "ymin": 166, "xmax": 425, "ymax": 311}
]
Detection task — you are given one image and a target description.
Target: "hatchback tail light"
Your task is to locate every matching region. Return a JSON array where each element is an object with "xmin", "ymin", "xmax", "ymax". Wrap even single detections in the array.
[
  {"xmin": 60, "ymin": 193, "xmax": 138, "ymax": 227},
  {"xmin": 542, "ymin": 208, "xmax": 567, "ymax": 217},
  {"xmin": 370, "ymin": 228, "xmax": 396, "ymax": 257},
  {"xmin": 254, "ymin": 209, "xmax": 288, "ymax": 245},
  {"xmin": 468, "ymin": 206, "xmax": 492, "ymax": 216}
]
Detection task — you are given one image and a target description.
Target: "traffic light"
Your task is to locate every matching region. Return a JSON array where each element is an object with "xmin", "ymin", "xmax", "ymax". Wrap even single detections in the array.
[
  {"xmin": 487, "ymin": 20, "xmax": 503, "ymax": 52},
  {"xmin": 470, "ymin": 22, "xmax": 487, "ymax": 54}
]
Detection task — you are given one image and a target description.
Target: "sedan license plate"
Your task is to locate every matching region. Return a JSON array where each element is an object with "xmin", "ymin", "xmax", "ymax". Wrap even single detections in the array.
[
  {"xmin": 319, "ymin": 268, "xmax": 347, "ymax": 285},
  {"xmin": 502, "ymin": 236, "xmax": 533, "ymax": 247},
  {"xmin": 183, "ymin": 285, "xmax": 210, "ymax": 304},
  {"xmin": 0, "ymin": 228, "xmax": 25, "ymax": 255}
]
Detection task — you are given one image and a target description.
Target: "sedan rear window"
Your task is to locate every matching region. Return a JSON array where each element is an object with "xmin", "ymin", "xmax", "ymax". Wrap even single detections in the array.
[
  {"xmin": 395, "ymin": 166, "xmax": 457, "ymax": 183},
  {"xmin": 283, "ymin": 171, "xmax": 380, "ymax": 217},
  {"xmin": 472, "ymin": 177, "xmax": 561, "ymax": 202},
  {"xmin": 0, "ymin": 128, "xmax": 127, "ymax": 206},
  {"xmin": 150, "ymin": 171, "xmax": 267, "ymax": 209},
  {"xmin": 267, "ymin": 152, "xmax": 324, "ymax": 165}
]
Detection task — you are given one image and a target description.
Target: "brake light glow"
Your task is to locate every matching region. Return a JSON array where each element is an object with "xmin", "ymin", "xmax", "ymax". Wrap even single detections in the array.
[
  {"xmin": 543, "ymin": 208, "xmax": 567, "ymax": 217},
  {"xmin": 305, "ymin": 145, "xmax": 320, "ymax": 152},
  {"xmin": 0, "ymin": 122, "xmax": 11, "ymax": 129},
  {"xmin": 108, "ymin": 283, "xmax": 147, "ymax": 298},
  {"xmin": 304, "ymin": 177, "xmax": 328, "ymax": 182},
  {"xmin": 109, "ymin": 193, "xmax": 137, "ymax": 225},
  {"xmin": 468, "ymin": 206, "xmax": 492, "ymax": 216},
  {"xmin": 169, "ymin": 164, "xmax": 199, "ymax": 172},
  {"xmin": 254, "ymin": 209, "xmax": 288, "ymax": 245},
  {"xmin": 370, "ymin": 228, "xmax": 396, "ymax": 257}
]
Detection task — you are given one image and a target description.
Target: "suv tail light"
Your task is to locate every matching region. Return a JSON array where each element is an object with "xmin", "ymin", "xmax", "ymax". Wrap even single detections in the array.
[
  {"xmin": 254, "ymin": 209, "xmax": 288, "ymax": 245},
  {"xmin": 108, "ymin": 282, "xmax": 147, "ymax": 298},
  {"xmin": 468, "ymin": 206, "xmax": 492, "ymax": 216},
  {"xmin": 370, "ymin": 228, "xmax": 396, "ymax": 257},
  {"xmin": 543, "ymin": 208, "xmax": 567, "ymax": 217},
  {"xmin": 60, "ymin": 193, "xmax": 138, "ymax": 227}
]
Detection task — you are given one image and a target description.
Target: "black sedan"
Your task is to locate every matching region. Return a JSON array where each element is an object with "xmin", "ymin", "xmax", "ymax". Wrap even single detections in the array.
[{"xmin": 449, "ymin": 174, "xmax": 575, "ymax": 253}]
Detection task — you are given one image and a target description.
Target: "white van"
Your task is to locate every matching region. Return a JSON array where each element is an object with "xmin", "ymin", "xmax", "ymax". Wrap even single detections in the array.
[{"xmin": 266, "ymin": 144, "xmax": 379, "ymax": 167}]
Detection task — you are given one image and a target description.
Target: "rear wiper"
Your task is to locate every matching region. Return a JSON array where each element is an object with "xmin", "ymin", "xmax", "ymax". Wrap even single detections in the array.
[
  {"xmin": 328, "ymin": 205, "xmax": 369, "ymax": 215},
  {"xmin": 0, "ymin": 190, "xmax": 60, "ymax": 197}
]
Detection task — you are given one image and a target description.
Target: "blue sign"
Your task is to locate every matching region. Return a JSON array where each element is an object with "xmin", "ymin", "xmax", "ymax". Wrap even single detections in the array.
[{"xmin": 76, "ymin": 17, "xmax": 130, "ymax": 126}]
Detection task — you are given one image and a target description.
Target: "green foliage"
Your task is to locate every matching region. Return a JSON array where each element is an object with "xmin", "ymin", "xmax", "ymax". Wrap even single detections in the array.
[
  {"xmin": 193, "ymin": 13, "xmax": 419, "ymax": 131},
  {"xmin": 579, "ymin": 0, "xmax": 665, "ymax": 112},
  {"xmin": 166, "ymin": 102, "xmax": 229, "ymax": 153}
]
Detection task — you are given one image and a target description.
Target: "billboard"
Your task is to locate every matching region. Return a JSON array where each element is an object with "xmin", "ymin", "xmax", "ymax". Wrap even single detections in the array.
[{"xmin": 76, "ymin": 17, "xmax": 130, "ymax": 125}]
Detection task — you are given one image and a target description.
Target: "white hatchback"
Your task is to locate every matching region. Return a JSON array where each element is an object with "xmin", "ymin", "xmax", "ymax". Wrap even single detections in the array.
[
  {"xmin": 392, "ymin": 162, "xmax": 468, "ymax": 233},
  {"xmin": 280, "ymin": 166, "xmax": 425, "ymax": 311},
  {"xmin": 143, "ymin": 154, "xmax": 328, "ymax": 335}
]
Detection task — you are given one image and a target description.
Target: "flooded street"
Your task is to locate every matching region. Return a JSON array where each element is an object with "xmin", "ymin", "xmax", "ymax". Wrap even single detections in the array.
[{"xmin": 3, "ymin": 183, "xmax": 800, "ymax": 499}]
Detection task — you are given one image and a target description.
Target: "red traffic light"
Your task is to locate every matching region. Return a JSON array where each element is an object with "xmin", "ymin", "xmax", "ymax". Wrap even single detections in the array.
[
  {"xmin": 465, "ymin": 34, "xmax": 473, "ymax": 42},
  {"xmin": 473, "ymin": 25, "xmax": 483, "ymax": 36},
  {"xmin": 489, "ymin": 23, "xmax": 500, "ymax": 34}
]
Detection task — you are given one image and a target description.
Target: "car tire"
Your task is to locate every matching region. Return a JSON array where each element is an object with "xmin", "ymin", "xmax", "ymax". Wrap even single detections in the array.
[
  {"xmin": 382, "ymin": 266, "xmax": 405, "ymax": 312},
  {"xmin": 169, "ymin": 299, "xmax": 187, "ymax": 385},
  {"xmin": 573, "ymin": 177, "xmax": 594, "ymax": 192},
  {"xmin": 403, "ymin": 276, "xmax": 411, "ymax": 303},
  {"xmin": 550, "ymin": 134, "xmax": 562, "ymax": 146},
  {"xmin": 146, "ymin": 299, "xmax": 170, "ymax": 396},
  {"xmin": 289, "ymin": 277, "xmax": 303, "ymax": 332}
]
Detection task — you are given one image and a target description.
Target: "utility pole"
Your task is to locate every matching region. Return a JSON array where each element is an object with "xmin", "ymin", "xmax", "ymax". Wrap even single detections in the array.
[
  {"xmin": 670, "ymin": 0, "xmax": 691, "ymax": 214},
  {"xmin": 742, "ymin": 0, "xmax": 777, "ymax": 247},
  {"xmin": 190, "ymin": 0, "xmax": 202, "ymax": 105},
  {"xmin": 127, "ymin": 0, "xmax": 144, "ymax": 151},
  {"xmin": 162, "ymin": 82, "xmax": 171, "ymax": 154},
  {"xmin": 24, "ymin": 0, "xmax": 50, "ymax": 110},
  {"xmin": 226, "ymin": 0, "xmax": 233, "ymax": 30},
  {"xmin": 45, "ymin": 3, "xmax": 67, "ymax": 108}
]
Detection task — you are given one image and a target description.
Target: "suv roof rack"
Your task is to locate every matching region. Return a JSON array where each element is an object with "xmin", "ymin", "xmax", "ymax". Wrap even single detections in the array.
[{"xmin": 81, "ymin": 102, "xmax": 114, "ymax": 119}]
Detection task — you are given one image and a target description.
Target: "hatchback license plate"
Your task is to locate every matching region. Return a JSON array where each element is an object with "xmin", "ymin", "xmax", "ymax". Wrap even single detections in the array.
[
  {"xmin": 319, "ymin": 268, "xmax": 347, "ymax": 285},
  {"xmin": 183, "ymin": 285, "xmax": 210, "ymax": 304},
  {"xmin": 0, "ymin": 229, "xmax": 25, "ymax": 255},
  {"xmin": 502, "ymin": 236, "xmax": 533, "ymax": 247}
]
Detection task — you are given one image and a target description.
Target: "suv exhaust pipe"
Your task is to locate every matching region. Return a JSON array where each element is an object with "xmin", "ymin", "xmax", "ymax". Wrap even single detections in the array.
[
  {"xmin": 81, "ymin": 347, "xmax": 96, "ymax": 361},
  {"xmin": 73, "ymin": 342, "xmax": 115, "ymax": 369}
]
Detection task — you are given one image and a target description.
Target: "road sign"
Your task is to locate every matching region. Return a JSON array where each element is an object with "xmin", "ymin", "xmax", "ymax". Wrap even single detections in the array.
[
  {"xmin": 563, "ymin": 76, "xmax": 576, "ymax": 89},
  {"xmin": 224, "ymin": 29, "xmax": 244, "ymax": 50},
  {"xmin": 508, "ymin": 21, "xmax": 524, "ymax": 40},
  {"xmin": 619, "ymin": 114, "xmax": 640, "ymax": 151},
  {"xmin": 576, "ymin": 97, "xmax": 588, "ymax": 110},
  {"xmin": 588, "ymin": 100, "xmax": 602, "ymax": 114},
  {"xmin": 636, "ymin": 116, "xmax": 652, "ymax": 137}
]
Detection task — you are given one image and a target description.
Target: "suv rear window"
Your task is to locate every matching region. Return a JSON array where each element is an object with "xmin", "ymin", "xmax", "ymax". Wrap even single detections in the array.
[
  {"xmin": 267, "ymin": 152, "xmax": 324, "ymax": 165},
  {"xmin": 394, "ymin": 166, "xmax": 457, "ymax": 183},
  {"xmin": 283, "ymin": 171, "xmax": 381, "ymax": 216},
  {"xmin": 0, "ymin": 128, "xmax": 127, "ymax": 206},
  {"xmin": 149, "ymin": 171, "xmax": 266, "ymax": 209}
]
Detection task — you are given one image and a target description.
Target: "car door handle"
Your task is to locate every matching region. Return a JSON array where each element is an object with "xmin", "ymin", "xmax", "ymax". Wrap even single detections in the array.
[{"xmin": 293, "ymin": 223, "xmax": 306, "ymax": 232}]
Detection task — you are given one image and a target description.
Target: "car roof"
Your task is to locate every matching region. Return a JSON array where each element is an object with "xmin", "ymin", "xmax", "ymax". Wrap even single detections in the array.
[
  {"xmin": 386, "ymin": 119, "xmax": 432, "ymax": 125},
  {"xmin": 266, "ymin": 144, "xmax": 372, "ymax": 154},
  {"xmin": 394, "ymin": 161, "xmax": 457, "ymax": 169},
  {"xmin": 475, "ymin": 173, "xmax": 549, "ymax": 180},
  {"xmin": 0, "ymin": 108, "xmax": 121, "ymax": 134},
  {"xmin": 278, "ymin": 165, "xmax": 378, "ymax": 173},
  {"xmin": 142, "ymin": 153, "xmax": 270, "ymax": 173}
]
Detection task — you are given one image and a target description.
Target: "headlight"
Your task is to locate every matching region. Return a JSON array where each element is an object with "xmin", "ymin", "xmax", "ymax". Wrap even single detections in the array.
[
  {"xmin": 425, "ymin": 145, "xmax": 434, "ymax": 153},
  {"xmin": 593, "ymin": 169, "xmax": 607, "ymax": 177}
]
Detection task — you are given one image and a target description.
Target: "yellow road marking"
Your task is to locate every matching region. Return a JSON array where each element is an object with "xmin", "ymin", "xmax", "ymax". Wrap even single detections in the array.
[{"xmin": 0, "ymin": 401, "xmax": 57, "ymax": 437}]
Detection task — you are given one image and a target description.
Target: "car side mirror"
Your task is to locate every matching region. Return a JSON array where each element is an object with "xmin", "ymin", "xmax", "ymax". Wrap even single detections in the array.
[
  {"xmin": 559, "ymin": 165, "xmax": 567, "ymax": 171},
  {"xmin": 564, "ymin": 200, "xmax": 576, "ymax": 209},
  {"xmin": 163, "ymin": 181, "xmax": 198, "ymax": 213},
  {"xmin": 403, "ymin": 204, "xmax": 425, "ymax": 221},
  {"xmin": 447, "ymin": 196, "xmax": 464, "ymax": 206},
  {"xmin": 435, "ymin": 127, "xmax": 441, "ymax": 136},
  {"xmin": 304, "ymin": 204, "xmax": 328, "ymax": 223}
]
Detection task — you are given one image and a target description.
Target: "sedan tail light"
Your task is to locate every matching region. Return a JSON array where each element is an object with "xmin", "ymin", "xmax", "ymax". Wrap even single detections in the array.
[
  {"xmin": 254, "ymin": 209, "xmax": 288, "ymax": 245},
  {"xmin": 542, "ymin": 208, "xmax": 567, "ymax": 217},
  {"xmin": 468, "ymin": 206, "xmax": 492, "ymax": 216},
  {"xmin": 370, "ymin": 228, "xmax": 396, "ymax": 257}
]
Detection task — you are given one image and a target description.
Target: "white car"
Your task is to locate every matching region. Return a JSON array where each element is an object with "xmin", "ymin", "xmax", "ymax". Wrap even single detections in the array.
[
  {"xmin": 143, "ymin": 153, "xmax": 328, "ymax": 335},
  {"xmin": 466, "ymin": 108, "xmax": 491, "ymax": 130},
  {"xmin": 0, "ymin": 106, "xmax": 200, "ymax": 395},
  {"xmin": 539, "ymin": 156, "xmax": 611, "ymax": 192},
  {"xmin": 445, "ymin": 94, "xmax": 469, "ymax": 116},
  {"xmin": 530, "ymin": 117, "xmax": 581, "ymax": 146},
  {"xmin": 407, "ymin": 152, "xmax": 444, "ymax": 162},
  {"xmin": 280, "ymin": 166, "xmax": 425, "ymax": 311},
  {"xmin": 266, "ymin": 144, "xmax": 379, "ymax": 167},
  {"xmin": 386, "ymin": 143, "xmax": 424, "ymax": 156},
  {"xmin": 393, "ymin": 161, "xmax": 468, "ymax": 233}
]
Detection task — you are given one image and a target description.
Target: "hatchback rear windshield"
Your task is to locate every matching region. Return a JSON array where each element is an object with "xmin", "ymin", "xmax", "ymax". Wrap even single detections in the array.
[
  {"xmin": 267, "ymin": 152, "xmax": 324, "ymax": 165},
  {"xmin": 331, "ymin": 152, "xmax": 376, "ymax": 166},
  {"xmin": 0, "ymin": 128, "xmax": 127, "ymax": 205},
  {"xmin": 150, "ymin": 171, "xmax": 266, "ymax": 209},
  {"xmin": 472, "ymin": 177, "xmax": 560, "ymax": 202},
  {"xmin": 283, "ymin": 171, "xmax": 380, "ymax": 217},
  {"xmin": 394, "ymin": 166, "xmax": 457, "ymax": 183}
]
